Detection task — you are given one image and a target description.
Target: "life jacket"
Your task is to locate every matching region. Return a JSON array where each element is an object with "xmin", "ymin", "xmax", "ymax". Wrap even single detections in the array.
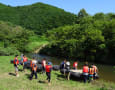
[
  {"xmin": 42, "ymin": 60, "xmax": 46, "ymax": 67},
  {"xmin": 30, "ymin": 60, "xmax": 37, "ymax": 67},
  {"xmin": 13, "ymin": 57, "xmax": 19, "ymax": 65},
  {"xmin": 23, "ymin": 57, "xmax": 28, "ymax": 62},
  {"xmin": 89, "ymin": 68, "xmax": 94, "ymax": 75},
  {"xmin": 32, "ymin": 64, "xmax": 37, "ymax": 71},
  {"xmin": 92, "ymin": 65, "xmax": 97, "ymax": 73},
  {"xmin": 83, "ymin": 66, "xmax": 89, "ymax": 73},
  {"xmin": 73, "ymin": 62, "xmax": 78, "ymax": 67},
  {"xmin": 46, "ymin": 65, "xmax": 52, "ymax": 72}
]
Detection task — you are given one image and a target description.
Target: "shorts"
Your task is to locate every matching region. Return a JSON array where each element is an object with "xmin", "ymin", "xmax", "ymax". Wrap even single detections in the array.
[{"xmin": 15, "ymin": 66, "xmax": 18, "ymax": 72}]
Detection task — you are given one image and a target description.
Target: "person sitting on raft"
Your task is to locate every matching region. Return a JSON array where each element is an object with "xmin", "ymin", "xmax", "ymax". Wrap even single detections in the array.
[
  {"xmin": 30, "ymin": 57, "xmax": 37, "ymax": 80},
  {"xmin": 22, "ymin": 55, "xmax": 28, "ymax": 71},
  {"xmin": 88, "ymin": 65, "xmax": 94, "ymax": 82},
  {"xmin": 92, "ymin": 64, "xmax": 98, "ymax": 80},
  {"xmin": 45, "ymin": 62, "xmax": 52, "ymax": 84},
  {"xmin": 13, "ymin": 55, "xmax": 19, "ymax": 77},
  {"xmin": 82, "ymin": 62, "xmax": 89, "ymax": 83},
  {"xmin": 60, "ymin": 59, "xmax": 66, "ymax": 69},
  {"xmin": 73, "ymin": 61, "xmax": 78, "ymax": 69},
  {"xmin": 42, "ymin": 58, "xmax": 46, "ymax": 73}
]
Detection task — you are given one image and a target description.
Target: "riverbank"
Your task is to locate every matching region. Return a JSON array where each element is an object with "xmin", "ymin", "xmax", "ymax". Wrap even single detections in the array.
[{"xmin": 0, "ymin": 56, "xmax": 115, "ymax": 90}]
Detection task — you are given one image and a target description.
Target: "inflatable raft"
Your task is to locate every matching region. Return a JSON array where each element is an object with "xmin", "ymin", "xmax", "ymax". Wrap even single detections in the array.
[{"xmin": 60, "ymin": 69, "xmax": 99, "ymax": 80}]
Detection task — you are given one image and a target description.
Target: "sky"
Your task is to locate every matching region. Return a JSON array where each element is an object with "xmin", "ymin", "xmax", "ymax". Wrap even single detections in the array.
[{"xmin": 0, "ymin": 0, "xmax": 115, "ymax": 15}]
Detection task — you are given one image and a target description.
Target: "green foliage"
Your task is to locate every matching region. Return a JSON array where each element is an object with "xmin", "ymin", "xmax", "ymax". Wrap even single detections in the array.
[
  {"xmin": 25, "ymin": 36, "xmax": 48, "ymax": 52},
  {"xmin": 45, "ymin": 24, "xmax": 105, "ymax": 61},
  {"xmin": 0, "ymin": 3, "xmax": 76, "ymax": 35},
  {"xmin": 0, "ymin": 21, "xmax": 34, "ymax": 54},
  {"xmin": 78, "ymin": 8, "xmax": 89, "ymax": 18},
  {"xmin": 0, "ymin": 47, "xmax": 20, "ymax": 56}
]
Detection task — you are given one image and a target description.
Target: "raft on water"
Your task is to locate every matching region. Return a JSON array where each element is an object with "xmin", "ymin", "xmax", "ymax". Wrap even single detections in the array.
[{"xmin": 60, "ymin": 69, "xmax": 99, "ymax": 80}]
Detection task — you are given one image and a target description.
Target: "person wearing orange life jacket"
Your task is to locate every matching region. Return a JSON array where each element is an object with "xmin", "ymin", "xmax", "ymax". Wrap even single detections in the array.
[
  {"xmin": 73, "ymin": 61, "xmax": 78, "ymax": 69},
  {"xmin": 92, "ymin": 64, "xmax": 98, "ymax": 80},
  {"xmin": 45, "ymin": 62, "xmax": 52, "ymax": 83},
  {"xmin": 30, "ymin": 57, "xmax": 37, "ymax": 69},
  {"xmin": 30, "ymin": 58, "xmax": 38, "ymax": 80},
  {"xmin": 82, "ymin": 62, "xmax": 89, "ymax": 83},
  {"xmin": 22, "ymin": 55, "xmax": 28, "ymax": 71},
  {"xmin": 88, "ymin": 65, "xmax": 95, "ymax": 82},
  {"xmin": 42, "ymin": 58, "xmax": 46, "ymax": 73},
  {"xmin": 13, "ymin": 55, "xmax": 19, "ymax": 77}
]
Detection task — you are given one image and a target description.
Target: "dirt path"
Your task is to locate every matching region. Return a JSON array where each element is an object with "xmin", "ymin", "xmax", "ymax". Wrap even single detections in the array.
[{"xmin": 34, "ymin": 44, "xmax": 48, "ymax": 54}]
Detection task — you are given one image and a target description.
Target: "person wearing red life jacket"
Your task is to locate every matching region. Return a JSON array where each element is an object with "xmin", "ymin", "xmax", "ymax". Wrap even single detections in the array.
[
  {"xmin": 92, "ymin": 64, "xmax": 98, "ymax": 80},
  {"xmin": 88, "ymin": 65, "xmax": 94, "ymax": 82},
  {"xmin": 30, "ymin": 57, "xmax": 37, "ymax": 80},
  {"xmin": 13, "ymin": 55, "xmax": 19, "ymax": 77},
  {"xmin": 82, "ymin": 62, "xmax": 89, "ymax": 83},
  {"xmin": 45, "ymin": 62, "xmax": 52, "ymax": 84},
  {"xmin": 22, "ymin": 55, "xmax": 28, "ymax": 71},
  {"xmin": 42, "ymin": 58, "xmax": 46, "ymax": 73},
  {"xmin": 73, "ymin": 61, "xmax": 78, "ymax": 69}
]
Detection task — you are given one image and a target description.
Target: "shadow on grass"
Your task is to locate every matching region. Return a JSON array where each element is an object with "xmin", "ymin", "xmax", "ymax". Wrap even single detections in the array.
[
  {"xmin": 54, "ymin": 72, "xmax": 83, "ymax": 82},
  {"xmin": 9, "ymin": 73, "xmax": 16, "ymax": 76},
  {"xmin": 38, "ymin": 80, "xmax": 46, "ymax": 84},
  {"xmin": 25, "ymin": 74, "xmax": 31, "ymax": 80},
  {"xmin": 18, "ymin": 69, "xmax": 23, "ymax": 72},
  {"xmin": 54, "ymin": 72, "xmax": 67, "ymax": 81}
]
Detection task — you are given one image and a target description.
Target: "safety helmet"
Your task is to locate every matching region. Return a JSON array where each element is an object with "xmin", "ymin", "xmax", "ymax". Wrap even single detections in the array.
[{"xmin": 48, "ymin": 62, "xmax": 52, "ymax": 65}]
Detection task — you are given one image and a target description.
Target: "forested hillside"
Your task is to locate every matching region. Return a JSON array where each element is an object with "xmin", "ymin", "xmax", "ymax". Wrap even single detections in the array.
[
  {"xmin": 0, "ymin": 3, "xmax": 76, "ymax": 34},
  {"xmin": 41, "ymin": 9, "xmax": 115, "ymax": 64},
  {"xmin": 0, "ymin": 2, "xmax": 115, "ymax": 64}
]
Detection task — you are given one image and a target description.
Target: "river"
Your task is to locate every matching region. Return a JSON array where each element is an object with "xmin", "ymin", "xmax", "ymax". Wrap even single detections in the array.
[{"xmin": 26, "ymin": 53, "xmax": 115, "ymax": 83}]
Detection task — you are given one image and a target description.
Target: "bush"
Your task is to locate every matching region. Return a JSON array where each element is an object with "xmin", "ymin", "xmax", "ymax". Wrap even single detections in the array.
[{"xmin": 0, "ymin": 47, "xmax": 20, "ymax": 56}]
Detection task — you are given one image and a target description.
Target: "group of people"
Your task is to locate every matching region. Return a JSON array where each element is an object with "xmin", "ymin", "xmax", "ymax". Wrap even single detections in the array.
[
  {"xmin": 60, "ymin": 60, "xmax": 98, "ymax": 83},
  {"xmin": 13, "ymin": 55, "xmax": 52, "ymax": 84},
  {"xmin": 13, "ymin": 55, "xmax": 98, "ymax": 84},
  {"xmin": 82, "ymin": 63, "xmax": 98, "ymax": 83}
]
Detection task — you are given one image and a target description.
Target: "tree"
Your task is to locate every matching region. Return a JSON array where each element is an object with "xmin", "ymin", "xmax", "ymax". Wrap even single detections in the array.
[{"xmin": 78, "ymin": 9, "xmax": 89, "ymax": 19}]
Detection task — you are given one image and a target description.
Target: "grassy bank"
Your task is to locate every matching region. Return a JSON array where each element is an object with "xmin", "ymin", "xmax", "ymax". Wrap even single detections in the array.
[
  {"xmin": 0, "ymin": 56, "xmax": 115, "ymax": 90},
  {"xmin": 25, "ymin": 36, "xmax": 49, "ymax": 52}
]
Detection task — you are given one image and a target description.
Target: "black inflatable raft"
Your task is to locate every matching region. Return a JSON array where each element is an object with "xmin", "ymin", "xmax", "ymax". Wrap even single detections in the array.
[{"xmin": 60, "ymin": 69, "xmax": 99, "ymax": 80}]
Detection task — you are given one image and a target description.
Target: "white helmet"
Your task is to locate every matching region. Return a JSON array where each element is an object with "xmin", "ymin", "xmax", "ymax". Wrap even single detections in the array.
[{"xmin": 66, "ymin": 61, "xmax": 70, "ymax": 66}]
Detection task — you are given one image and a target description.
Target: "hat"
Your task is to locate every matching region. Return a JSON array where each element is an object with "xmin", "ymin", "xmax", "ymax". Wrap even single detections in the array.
[{"xmin": 48, "ymin": 62, "xmax": 52, "ymax": 65}]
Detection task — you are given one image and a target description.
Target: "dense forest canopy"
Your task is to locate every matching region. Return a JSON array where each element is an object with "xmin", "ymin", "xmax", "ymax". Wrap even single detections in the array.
[
  {"xmin": 0, "ymin": 3, "xmax": 76, "ymax": 34},
  {"xmin": 0, "ymin": 2, "xmax": 115, "ymax": 64},
  {"xmin": 42, "ymin": 9, "xmax": 115, "ymax": 64}
]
